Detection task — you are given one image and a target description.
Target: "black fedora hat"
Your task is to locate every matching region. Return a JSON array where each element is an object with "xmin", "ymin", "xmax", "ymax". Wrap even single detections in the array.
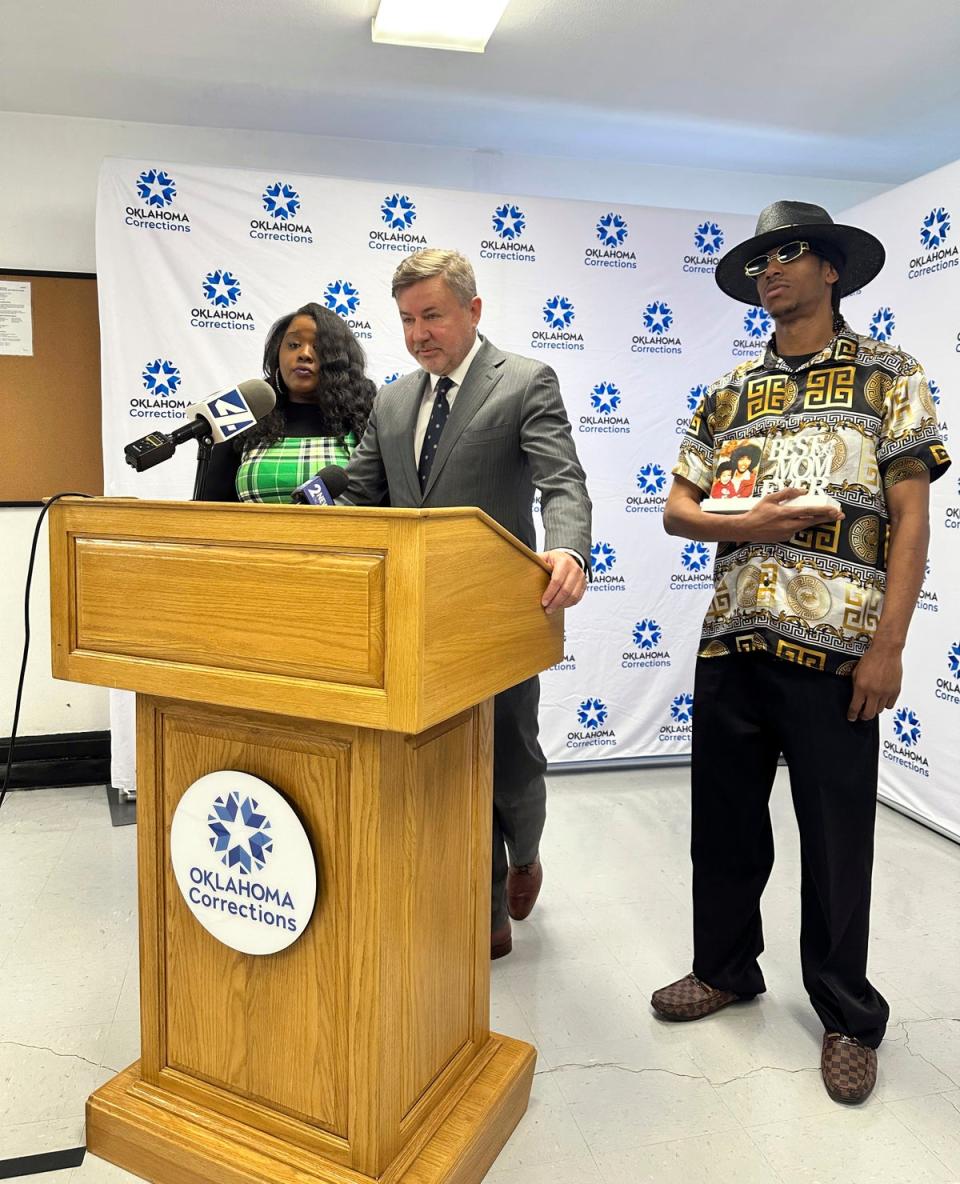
[{"xmin": 715, "ymin": 200, "xmax": 885, "ymax": 305}]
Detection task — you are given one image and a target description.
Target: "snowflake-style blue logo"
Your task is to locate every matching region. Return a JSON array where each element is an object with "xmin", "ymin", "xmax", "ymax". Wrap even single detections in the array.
[
  {"xmin": 591, "ymin": 541, "xmax": 617, "ymax": 575},
  {"xmin": 681, "ymin": 541, "xmax": 711, "ymax": 572},
  {"xmin": 632, "ymin": 619, "xmax": 662, "ymax": 649},
  {"xmin": 384, "ymin": 371, "xmax": 400, "ymax": 384},
  {"xmin": 203, "ymin": 269, "xmax": 241, "ymax": 307},
  {"xmin": 948, "ymin": 642, "xmax": 960, "ymax": 677},
  {"xmin": 869, "ymin": 307, "xmax": 895, "ymax": 342},
  {"xmin": 141, "ymin": 359, "xmax": 181, "ymax": 396},
  {"xmin": 694, "ymin": 221, "xmax": 724, "ymax": 254},
  {"xmin": 920, "ymin": 207, "xmax": 950, "ymax": 250},
  {"xmin": 381, "ymin": 193, "xmax": 416, "ymax": 230},
  {"xmin": 136, "ymin": 169, "xmax": 176, "ymax": 207},
  {"xmin": 670, "ymin": 693, "xmax": 694, "ymax": 724},
  {"xmin": 325, "ymin": 279, "xmax": 360, "ymax": 317},
  {"xmin": 543, "ymin": 295, "xmax": 575, "ymax": 329},
  {"xmin": 688, "ymin": 384, "xmax": 708, "ymax": 412},
  {"xmin": 577, "ymin": 698, "xmax": 608, "ymax": 729},
  {"xmin": 492, "ymin": 203, "xmax": 525, "ymax": 239},
  {"xmin": 636, "ymin": 463, "xmax": 667, "ymax": 494},
  {"xmin": 643, "ymin": 301, "xmax": 673, "ymax": 334},
  {"xmin": 262, "ymin": 181, "xmax": 300, "ymax": 220},
  {"xmin": 928, "ymin": 379, "xmax": 940, "ymax": 406},
  {"xmin": 893, "ymin": 707, "xmax": 921, "ymax": 747},
  {"xmin": 744, "ymin": 306, "xmax": 773, "ymax": 338},
  {"xmin": 590, "ymin": 381, "xmax": 621, "ymax": 414},
  {"xmin": 207, "ymin": 792, "xmax": 273, "ymax": 876},
  {"xmin": 596, "ymin": 212, "xmax": 628, "ymax": 247}
]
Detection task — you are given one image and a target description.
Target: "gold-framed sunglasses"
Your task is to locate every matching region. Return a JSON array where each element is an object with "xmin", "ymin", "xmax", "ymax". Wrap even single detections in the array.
[{"xmin": 744, "ymin": 240, "xmax": 811, "ymax": 277}]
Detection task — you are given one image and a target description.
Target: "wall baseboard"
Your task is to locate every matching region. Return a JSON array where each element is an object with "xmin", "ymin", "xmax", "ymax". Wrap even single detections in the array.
[{"xmin": 0, "ymin": 730, "xmax": 110, "ymax": 789}]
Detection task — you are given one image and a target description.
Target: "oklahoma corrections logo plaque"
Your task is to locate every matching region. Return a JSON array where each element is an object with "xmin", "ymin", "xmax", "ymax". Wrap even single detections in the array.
[{"xmin": 170, "ymin": 770, "xmax": 316, "ymax": 956}]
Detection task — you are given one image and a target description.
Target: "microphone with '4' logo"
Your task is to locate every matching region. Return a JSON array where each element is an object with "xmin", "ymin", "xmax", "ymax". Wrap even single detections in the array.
[
  {"xmin": 124, "ymin": 379, "xmax": 276, "ymax": 472},
  {"xmin": 291, "ymin": 465, "xmax": 350, "ymax": 505}
]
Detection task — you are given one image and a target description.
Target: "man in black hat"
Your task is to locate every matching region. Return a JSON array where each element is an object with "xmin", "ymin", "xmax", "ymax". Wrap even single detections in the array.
[{"xmin": 651, "ymin": 201, "xmax": 951, "ymax": 1103}]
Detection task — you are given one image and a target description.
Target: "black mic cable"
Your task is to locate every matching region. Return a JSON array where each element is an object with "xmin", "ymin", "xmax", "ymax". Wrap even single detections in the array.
[{"xmin": 1, "ymin": 492, "xmax": 95, "ymax": 813}]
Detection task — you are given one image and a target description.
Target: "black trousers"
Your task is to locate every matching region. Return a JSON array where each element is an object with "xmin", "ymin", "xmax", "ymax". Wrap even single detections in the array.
[
  {"xmin": 491, "ymin": 676, "xmax": 547, "ymax": 929},
  {"xmin": 691, "ymin": 653, "xmax": 889, "ymax": 1048}
]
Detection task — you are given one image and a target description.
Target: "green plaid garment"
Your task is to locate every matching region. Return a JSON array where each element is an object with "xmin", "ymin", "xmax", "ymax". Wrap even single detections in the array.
[{"xmin": 235, "ymin": 434, "xmax": 356, "ymax": 503}]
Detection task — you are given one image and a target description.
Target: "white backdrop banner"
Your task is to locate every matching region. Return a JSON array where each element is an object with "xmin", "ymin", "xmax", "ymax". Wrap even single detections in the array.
[
  {"xmin": 96, "ymin": 157, "xmax": 955, "ymax": 838},
  {"xmin": 840, "ymin": 160, "xmax": 959, "ymax": 839}
]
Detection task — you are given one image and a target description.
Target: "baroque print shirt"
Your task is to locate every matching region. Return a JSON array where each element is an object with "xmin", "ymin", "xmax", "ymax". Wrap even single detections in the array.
[{"xmin": 672, "ymin": 323, "xmax": 951, "ymax": 675}]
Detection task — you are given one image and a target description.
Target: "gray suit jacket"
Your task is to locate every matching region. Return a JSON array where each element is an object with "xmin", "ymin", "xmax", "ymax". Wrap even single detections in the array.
[{"xmin": 341, "ymin": 337, "xmax": 591, "ymax": 561}]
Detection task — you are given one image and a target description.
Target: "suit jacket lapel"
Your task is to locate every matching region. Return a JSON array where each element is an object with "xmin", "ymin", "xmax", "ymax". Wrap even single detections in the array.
[
  {"xmin": 395, "ymin": 372, "xmax": 429, "ymax": 503},
  {"xmin": 422, "ymin": 341, "xmax": 504, "ymax": 499}
]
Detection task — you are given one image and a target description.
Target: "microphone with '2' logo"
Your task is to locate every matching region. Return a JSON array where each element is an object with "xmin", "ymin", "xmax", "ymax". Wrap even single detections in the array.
[{"xmin": 291, "ymin": 465, "xmax": 350, "ymax": 505}]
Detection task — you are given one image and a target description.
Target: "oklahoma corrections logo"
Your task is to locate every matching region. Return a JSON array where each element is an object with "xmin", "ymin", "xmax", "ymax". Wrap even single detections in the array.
[
  {"xmin": 622, "ymin": 619, "xmax": 671, "ymax": 669},
  {"xmin": 131, "ymin": 359, "xmax": 186, "ymax": 421},
  {"xmin": 580, "ymin": 380, "xmax": 630, "ymax": 435},
  {"xmin": 550, "ymin": 630, "xmax": 577, "ymax": 672},
  {"xmin": 171, "ymin": 771, "xmax": 317, "ymax": 955},
  {"xmin": 731, "ymin": 305, "xmax": 773, "ymax": 358},
  {"xmin": 928, "ymin": 378, "xmax": 950, "ymax": 443},
  {"xmin": 482, "ymin": 202, "xmax": 536, "ymax": 262},
  {"xmin": 125, "ymin": 167, "xmax": 191, "ymax": 233},
  {"xmin": 934, "ymin": 640, "xmax": 960, "ymax": 707},
  {"xmin": 909, "ymin": 206, "xmax": 958, "ymax": 280},
  {"xmin": 659, "ymin": 692, "xmax": 693, "ymax": 742},
  {"xmin": 632, "ymin": 299, "xmax": 681, "ymax": 355},
  {"xmin": 567, "ymin": 698, "xmax": 616, "ymax": 749},
  {"xmin": 626, "ymin": 463, "xmax": 667, "ymax": 514},
  {"xmin": 325, "ymin": 280, "xmax": 372, "ymax": 338},
  {"xmin": 532, "ymin": 295, "xmax": 584, "ymax": 352},
  {"xmin": 671, "ymin": 541, "xmax": 714, "ymax": 591},
  {"xmin": 883, "ymin": 707, "xmax": 929, "ymax": 778},
  {"xmin": 190, "ymin": 270, "xmax": 254, "ymax": 332},
  {"xmin": 683, "ymin": 221, "xmax": 724, "ymax": 273},
  {"xmin": 370, "ymin": 192, "xmax": 426, "ymax": 253},
  {"xmin": 869, "ymin": 307, "xmax": 896, "ymax": 342},
  {"xmin": 208, "ymin": 791, "xmax": 272, "ymax": 874},
  {"xmin": 251, "ymin": 181, "xmax": 313, "ymax": 244},
  {"xmin": 585, "ymin": 212, "xmax": 636, "ymax": 270},
  {"xmin": 589, "ymin": 541, "xmax": 625, "ymax": 591}
]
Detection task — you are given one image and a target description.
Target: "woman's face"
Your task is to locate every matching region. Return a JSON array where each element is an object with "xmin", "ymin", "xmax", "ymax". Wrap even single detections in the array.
[
  {"xmin": 278, "ymin": 315, "xmax": 320, "ymax": 402},
  {"xmin": 736, "ymin": 454, "xmax": 752, "ymax": 472}
]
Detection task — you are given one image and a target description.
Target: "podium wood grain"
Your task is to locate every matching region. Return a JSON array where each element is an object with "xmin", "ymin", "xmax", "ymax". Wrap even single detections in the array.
[{"xmin": 48, "ymin": 500, "xmax": 558, "ymax": 1184}]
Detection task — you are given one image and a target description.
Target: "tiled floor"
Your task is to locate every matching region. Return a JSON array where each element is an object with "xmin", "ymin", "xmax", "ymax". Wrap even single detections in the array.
[{"xmin": 1, "ymin": 771, "xmax": 959, "ymax": 1183}]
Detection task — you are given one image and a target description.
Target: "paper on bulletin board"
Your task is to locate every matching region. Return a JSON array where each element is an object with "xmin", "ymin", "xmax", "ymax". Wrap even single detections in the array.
[{"xmin": 0, "ymin": 280, "xmax": 33, "ymax": 355}]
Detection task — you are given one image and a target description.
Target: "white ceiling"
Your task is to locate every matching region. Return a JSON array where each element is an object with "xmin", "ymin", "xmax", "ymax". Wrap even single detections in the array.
[{"xmin": 3, "ymin": 0, "xmax": 959, "ymax": 184}]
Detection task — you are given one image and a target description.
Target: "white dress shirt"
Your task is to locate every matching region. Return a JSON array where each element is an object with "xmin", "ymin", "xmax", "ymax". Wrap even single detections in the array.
[{"xmin": 413, "ymin": 333, "xmax": 484, "ymax": 463}]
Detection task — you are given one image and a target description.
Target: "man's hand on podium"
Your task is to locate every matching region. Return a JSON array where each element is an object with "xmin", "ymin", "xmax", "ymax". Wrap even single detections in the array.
[{"xmin": 540, "ymin": 550, "xmax": 587, "ymax": 614}]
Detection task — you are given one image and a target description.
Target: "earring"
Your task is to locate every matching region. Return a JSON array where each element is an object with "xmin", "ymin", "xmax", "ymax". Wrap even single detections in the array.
[{"xmin": 274, "ymin": 367, "xmax": 288, "ymax": 396}]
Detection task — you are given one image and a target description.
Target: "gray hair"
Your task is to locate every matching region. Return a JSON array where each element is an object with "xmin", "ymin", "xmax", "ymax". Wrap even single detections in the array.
[{"xmin": 391, "ymin": 249, "xmax": 477, "ymax": 306}]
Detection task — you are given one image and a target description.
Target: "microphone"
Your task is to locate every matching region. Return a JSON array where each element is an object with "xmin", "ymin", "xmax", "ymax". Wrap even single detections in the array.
[
  {"xmin": 124, "ymin": 379, "xmax": 276, "ymax": 472},
  {"xmin": 291, "ymin": 465, "xmax": 350, "ymax": 505}
]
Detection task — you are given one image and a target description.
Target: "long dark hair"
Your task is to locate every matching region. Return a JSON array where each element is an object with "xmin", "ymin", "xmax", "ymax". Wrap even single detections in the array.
[{"xmin": 243, "ymin": 302, "xmax": 376, "ymax": 448}]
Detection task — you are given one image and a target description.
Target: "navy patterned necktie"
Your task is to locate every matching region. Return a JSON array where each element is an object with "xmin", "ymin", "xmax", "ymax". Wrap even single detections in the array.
[{"xmin": 417, "ymin": 376, "xmax": 454, "ymax": 491}]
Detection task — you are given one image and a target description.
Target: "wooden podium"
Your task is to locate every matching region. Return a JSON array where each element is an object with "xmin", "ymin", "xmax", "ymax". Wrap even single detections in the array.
[{"xmin": 48, "ymin": 498, "xmax": 563, "ymax": 1184}]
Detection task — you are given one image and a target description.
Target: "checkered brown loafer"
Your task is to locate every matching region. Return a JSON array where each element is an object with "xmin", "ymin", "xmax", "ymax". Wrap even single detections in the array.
[
  {"xmin": 821, "ymin": 1032, "xmax": 877, "ymax": 1104},
  {"xmin": 650, "ymin": 973, "xmax": 749, "ymax": 1021}
]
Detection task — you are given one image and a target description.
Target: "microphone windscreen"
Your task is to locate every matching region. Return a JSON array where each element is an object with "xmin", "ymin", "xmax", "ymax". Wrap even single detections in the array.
[
  {"xmin": 318, "ymin": 465, "xmax": 350, "ymax": 497},
  {"xmin": 237, "ymin": 379, "xmax": 277, "ymax": 420}
]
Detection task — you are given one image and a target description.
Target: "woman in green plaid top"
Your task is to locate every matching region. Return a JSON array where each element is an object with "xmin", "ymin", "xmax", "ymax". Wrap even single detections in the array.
[{"xmin": 197, "ymin": 302, "xmax": 376, "ymax": 502}]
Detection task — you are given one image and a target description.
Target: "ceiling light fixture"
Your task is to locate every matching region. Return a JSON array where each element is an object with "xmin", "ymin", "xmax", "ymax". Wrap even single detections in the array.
[{"xmin": 371, "ymin": 0, "xmax": 511, "ymax": 53}]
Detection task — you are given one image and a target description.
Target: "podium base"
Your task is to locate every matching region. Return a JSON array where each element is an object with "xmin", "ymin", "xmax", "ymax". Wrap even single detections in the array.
[{"xmin": 86, "ymin": 1035, "xmax": 536, "ymax": 1184}]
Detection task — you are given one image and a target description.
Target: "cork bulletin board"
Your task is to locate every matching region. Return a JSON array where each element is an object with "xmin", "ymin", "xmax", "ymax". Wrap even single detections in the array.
[{"xmin": 1, "ymin": 269, "xmax": 103, "ymax": 504}]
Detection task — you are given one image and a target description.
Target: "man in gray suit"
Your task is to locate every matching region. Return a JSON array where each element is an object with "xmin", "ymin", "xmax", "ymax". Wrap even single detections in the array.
[{"xmin": 342, "ymin": 248, "xmax": 592, "ymax": 959}]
